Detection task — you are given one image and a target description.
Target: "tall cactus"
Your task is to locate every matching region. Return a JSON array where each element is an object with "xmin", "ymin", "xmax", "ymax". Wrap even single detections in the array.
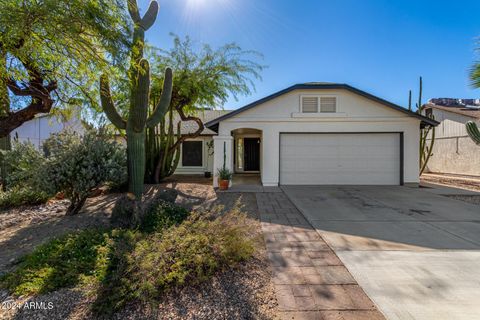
[
  {"xmin": 100, "ymin": 0, "xmax": 172, "ymax": 200},
  {"xmin": 145, "ymin": 105, "xmax": 181, "ymax": 182},
  {"xmin": 466, "ymin": 121, "xmax": 480, "ymax": 145},
  {"xmin": 411, "ymin": 77, "xmax": 435, "ymax": 175}
]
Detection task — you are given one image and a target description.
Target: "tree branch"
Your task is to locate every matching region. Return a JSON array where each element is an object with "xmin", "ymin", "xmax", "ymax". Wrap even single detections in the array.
[{"xmin": 168, "ymin": 92, "xmax": 204, "ymax": 151}]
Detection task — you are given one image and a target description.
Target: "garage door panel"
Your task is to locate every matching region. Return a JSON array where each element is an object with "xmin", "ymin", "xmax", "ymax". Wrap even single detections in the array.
[{"xmin": 280, "ymin": 133, "xmax": 400, "ymax": 185}]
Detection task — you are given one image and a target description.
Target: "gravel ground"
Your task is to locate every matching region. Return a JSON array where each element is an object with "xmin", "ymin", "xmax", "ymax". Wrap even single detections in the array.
[
  {"xmin": 421, "ymin": 173, "xmax": 480, "ymax": 192},
  {"xmin": 0, "ymin": 196, "xmax": 114, "ymax": 274},
  {"xmin": 0, "ymin": 179, "xmax": 278, "ymax": 320}
]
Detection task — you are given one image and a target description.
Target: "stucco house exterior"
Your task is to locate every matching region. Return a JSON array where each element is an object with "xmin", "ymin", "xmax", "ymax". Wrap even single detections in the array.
[
  {"xmin": 424, "ymin": 98, "xmax": 480, "ymax": 176},
  {"xmin": 204, "ymin": 83, "xmax": 438, "ymax": 187},
  {"xmin": 13, "ymin": 83, "xmax": 439, "ymax": 186},
  {"xmin": 170, "ymin": 109, "xmax": 231, "ymax": 175},
  {"xmin": 11, "ymin": 113, "xmax": 85, "ymax": 149}
]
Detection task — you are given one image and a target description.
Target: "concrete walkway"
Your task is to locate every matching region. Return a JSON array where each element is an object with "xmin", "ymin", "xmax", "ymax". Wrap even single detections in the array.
[
  {"xmin": 256, "ymin": 192, "xmax": 385, "ymax": 319},
  {"xmin": 282, "ymin": 185, "xmax": 480, "ymax": 320}
]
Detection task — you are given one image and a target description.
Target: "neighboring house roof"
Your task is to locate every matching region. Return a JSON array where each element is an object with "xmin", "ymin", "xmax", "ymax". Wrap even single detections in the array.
[
  {"xmin": 171, "ymin": 109, "xmax": 232, "ymax": 135},
  {"xmin": 424, "ymin": 104, "xmax": 480, "ymax": 120},
  {"xmin": 205, "ymin": 83, "xmax": 439, "ymax": 130}
]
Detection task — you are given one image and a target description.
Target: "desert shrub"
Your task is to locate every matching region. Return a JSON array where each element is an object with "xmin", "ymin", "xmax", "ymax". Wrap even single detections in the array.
[
  {"xmin": 1, "ymin": 203, "xmax": 255, "ymax": 317},
  {"xmin": 0, "ymin": 187, "xmax": 50, "ymax": 210},
  {"xmin": 94, "ymin": 205, "xmax": 255, "ymax": 314},
  {"xmin": 1, "ymin": 141, "xmax": 47, "ymax": 190},
  {"xmin": 111, "ymin": 189, "xmax": 180, "ymax": 229},
  {"xmin": 0, "ymin": 229, "xmax": 112, "ymax": 295},
  {"xmin": 45, "ymin": 133, "xmax": 127, "ymax": 215},
  {"xmin": 140, "ymin": 199, "xmax": 189, "ymax": 233},
  {"xmin": 42, "ymin": 131, "xmax": 81, "ymax": 157}
]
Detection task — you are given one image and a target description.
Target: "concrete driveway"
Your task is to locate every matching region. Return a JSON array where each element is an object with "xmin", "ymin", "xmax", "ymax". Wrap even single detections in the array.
[{"xmin": 282, "ymin": 185, "xmax": 480, "ymax": 320}]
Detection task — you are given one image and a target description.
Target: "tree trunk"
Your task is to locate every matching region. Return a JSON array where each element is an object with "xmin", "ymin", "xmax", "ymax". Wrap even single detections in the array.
[
  {"xmin": 0, "ymin": 135, "xmax": 11, "ymax": 191},
  {"xmin": 0, "ymin": 51, "xmax": 11, "ymax": 190},
  {"xmin": 66, "ymin": 196, "xmax": 88, "ymax": 216}
]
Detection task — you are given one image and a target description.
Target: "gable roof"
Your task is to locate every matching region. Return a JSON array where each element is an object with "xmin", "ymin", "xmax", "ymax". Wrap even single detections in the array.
[
  {"xmin": 424, "ymin": 103, "xmax": 480, "ymax": 120},
  {"xmin": 206, "ymin": 83, "xmax": 439, "ymax": 130}
]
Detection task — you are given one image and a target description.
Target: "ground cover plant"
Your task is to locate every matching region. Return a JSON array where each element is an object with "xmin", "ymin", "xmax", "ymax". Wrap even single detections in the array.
[{"xmin": 0, "ymin": 199, "xmax": 256, "ymax": 316}]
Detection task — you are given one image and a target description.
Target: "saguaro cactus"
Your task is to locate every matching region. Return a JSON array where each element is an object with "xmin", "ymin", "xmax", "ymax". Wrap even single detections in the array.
[
  {"xmin": 410, "ymin": 77, "xmax": 435, "ymax": 175},
  {"xmin": 466, "ymin": 121, "xmax": 480, "ymax": 145},
  {"xmin": 145, "ymin": 105, "xmax": 181, "ymax": 182},
  {"xmin": 100, "ymin": 0, "xmax": 172, "ymax": 200}
]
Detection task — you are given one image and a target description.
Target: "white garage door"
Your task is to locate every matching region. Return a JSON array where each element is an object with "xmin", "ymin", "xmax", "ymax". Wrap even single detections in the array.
[{"xmin": 280, "ymin": 133, "xmax": 401, "ymax": 185}]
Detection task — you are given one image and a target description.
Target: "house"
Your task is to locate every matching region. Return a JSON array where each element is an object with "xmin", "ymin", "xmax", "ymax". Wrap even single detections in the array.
[
  {"xmin": 11, "ymin": 113, "xmax": 85, "ymax": 149},
  {"xmin": 423, "ymin": 98, "xmax": 480, "ymax": 176},
  {"xmin": 170, "ymin": 109, "xmax": 231, "ymax": 175},
  {"xmin": 202, "ymin": 83, "xmax": 438, "ymax": 187}
]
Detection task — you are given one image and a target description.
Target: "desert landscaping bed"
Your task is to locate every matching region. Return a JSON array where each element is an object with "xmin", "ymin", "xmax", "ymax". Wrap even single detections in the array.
[
  {"xmin": 421, "ymin": 173, "xmax": 480, "ymax": 205},
  {"xmin": 421, "ymin": 173, "xmax": 480, "ymax": 192},
  {"xmin": 0, "ymin": 180, "xmax": 278, "ymax": 320}
]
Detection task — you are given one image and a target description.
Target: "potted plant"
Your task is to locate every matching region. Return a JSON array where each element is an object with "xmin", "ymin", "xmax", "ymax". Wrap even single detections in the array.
[{"xmin": 217, "ymin": 167, "xmax": 232, "ymax": 190}]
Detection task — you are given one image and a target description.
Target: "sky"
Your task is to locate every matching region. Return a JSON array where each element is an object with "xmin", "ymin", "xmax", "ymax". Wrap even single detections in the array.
[{"xmin": 138, "ymin": 0, "xmax": 480, "ymax": 110}]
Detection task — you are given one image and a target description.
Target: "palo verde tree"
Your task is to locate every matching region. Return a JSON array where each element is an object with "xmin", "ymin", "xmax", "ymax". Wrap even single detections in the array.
[
  {"xmin": 0, "ymin": 0, "xmax": 130, "ymax": 189},
  {"xmin": 99, "ymin": 0, "xmax": 173, "ymax": 209},
  {"xmin": 145, "ymin": 35, "xmax": 264, "ymax": 183},
  {"xmin": 409, "ymin": 77, "xmax": 436, "ymax": 174},
  {"xmin": 0, "ymin": 0, "xmax": 130, "ymax": 137}
]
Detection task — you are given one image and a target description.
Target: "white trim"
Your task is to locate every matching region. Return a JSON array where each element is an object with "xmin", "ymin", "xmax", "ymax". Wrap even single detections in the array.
[
  {"xmin": 233, "ymin": 133, "xmax": 262, "ymax": 173},
  {"xmin": 175, "ymin": 137, "xmax": 214, "ymax": 174},
  {"xmin": 291, "ymin": 112, "xmax": 347, "ymax": 118}
]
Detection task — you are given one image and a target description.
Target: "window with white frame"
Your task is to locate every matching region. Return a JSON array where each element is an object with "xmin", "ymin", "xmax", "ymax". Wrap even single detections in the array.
[
  {"xmin": 301, "ymin": 95, "xmax": 337, "ymax": 113},
  {"xmin": 182, "ymin": 141, "xmax": 203, "ymax": 167}
]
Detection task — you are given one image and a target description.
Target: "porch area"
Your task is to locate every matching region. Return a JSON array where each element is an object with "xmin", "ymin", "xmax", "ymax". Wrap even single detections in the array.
[{"xmin": 220, "ymin": 173, "xmax": 282, "ymax": 193}]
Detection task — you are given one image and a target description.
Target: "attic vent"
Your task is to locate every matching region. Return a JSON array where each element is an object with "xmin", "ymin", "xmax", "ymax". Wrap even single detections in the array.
[
  {"xmin": 301, "ymin": 96, "xmax": 318, "ymax": 113},
  {"xmin": 320, "ymin": 97, "xmax": 336, "ymax": 113}
]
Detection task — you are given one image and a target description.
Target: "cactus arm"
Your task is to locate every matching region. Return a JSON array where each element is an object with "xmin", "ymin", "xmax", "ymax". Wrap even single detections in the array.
[
  {"xmin": 128, "ymin": 0, "xmax": 158, "ymax": 30},
  {"xmin": 140, "ymin": 1, "xmax": 159, "ymax": 30},
  {"xmin": 99, "ymin": 74, "xmax": 126, "ymax": 130},
  {"xmin": 146, "ymin": 67, "xmax": 173, "ymax": 128},
  {"xmin": 466, "ymin": 121, "xmax": 480, "ymax": 145},
  {"xmin": 130, "ymin": 59, "xmax": 150, "ymax": 132},
  {"xmin": 127, "ymin": 0, "xmax": 141, "ymax": 23}
]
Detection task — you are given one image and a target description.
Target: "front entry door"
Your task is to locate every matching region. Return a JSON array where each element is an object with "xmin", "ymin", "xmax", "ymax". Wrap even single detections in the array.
[{"xmin": 244, "ymin": 138, "xmax": 260, "ymax": 171}]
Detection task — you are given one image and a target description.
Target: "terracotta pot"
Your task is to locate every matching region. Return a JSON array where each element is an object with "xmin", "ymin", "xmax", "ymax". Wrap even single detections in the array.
[{"xmin": 218, "ymin": 179, "xmax": 229, "ymax": 190}]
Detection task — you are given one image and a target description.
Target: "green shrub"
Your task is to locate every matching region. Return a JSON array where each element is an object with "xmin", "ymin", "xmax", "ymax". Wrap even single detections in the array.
[
  {"xmin": 0, "ymin": 229, "xmax": 112, "ymax": 295},
  {"xmin": 0, "ymin": 187, "xmax": 50, "ymax": 210},
  {"xmin": 45, "ymin": 132, "xmax": 127, "ymax": 215},
  {"xmin": 140, "ymin": 199, "xmax": 188, "ymax": 233},
  {"xmin": 94, "ymin": 206, "xmax": 255, "ymax": 314},
  {"xmin": 0, "ymin": 203, "xmax": 255, "ymax": 316},
  {"xmin": 1, "ymin": 141, "xmax": 47, "ymax": 190}
]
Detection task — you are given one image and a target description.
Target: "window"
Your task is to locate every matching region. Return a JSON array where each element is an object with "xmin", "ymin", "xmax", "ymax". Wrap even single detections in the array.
[
  {"xmin": 301, "ymin": 95, "xmax": 337, "ymax": 113},
  {"xmin": 301, "ymin": 96, "xmax": 319, "ymax": 113},
  {"xmin": 182, "ymin": 141, "xmax": 203, "ymax": 167},
  {"xmin": 320, "ymin": 97, "xmax": 336, "ymax": 113}
]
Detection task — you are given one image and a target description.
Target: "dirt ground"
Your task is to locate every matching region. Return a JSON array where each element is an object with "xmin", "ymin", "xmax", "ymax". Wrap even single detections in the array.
[{"xmin": 0, "ymin": 176, "xmax": 278, "ymax": 320}]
